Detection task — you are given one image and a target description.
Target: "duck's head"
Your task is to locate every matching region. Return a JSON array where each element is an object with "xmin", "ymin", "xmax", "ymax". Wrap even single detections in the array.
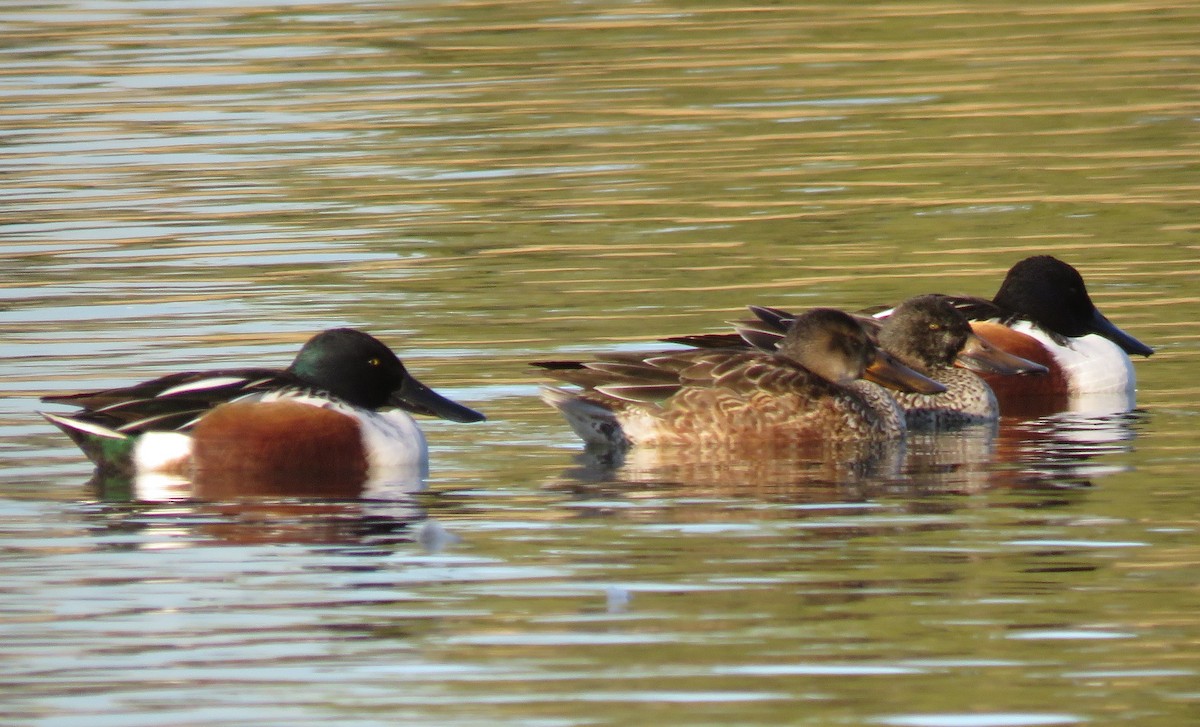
[
  {"xmin": 879, "ymin": 295, "xmax": 971, "ymax": 373},
  {"xmin": 289, "ymin": 328, "xmax": 485, "ymax": 422},
  {"xmin": 778, "ymin": 308, "xmax": 946, "ymax": 394},
  {"xmin": 881, "ymin": 295, "xmax": 1046, "ymax": 376},
  {"xmin": 993, "ymin": 255, "xmax": 1152, "ymax": 357}
]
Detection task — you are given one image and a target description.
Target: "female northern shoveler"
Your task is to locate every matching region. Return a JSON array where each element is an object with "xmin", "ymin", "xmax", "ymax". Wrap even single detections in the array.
[
  {"xmin": 870, "ymin": 295, "xmax": 1046, "ymax": 427},
  {"xmin": 943, "ymin": 255, "xmax": 1152, "ymax": 409},
  {"xmin": 40, "ymin": 328, "xmax": 485, "ymax": 484},
  {"xmin": 668, "ymin": 296, "xmax": 1045, "ymax": 428},
  {"xmin": 534, "ymin": 308, "xmax": 945, "ymax": 451}
]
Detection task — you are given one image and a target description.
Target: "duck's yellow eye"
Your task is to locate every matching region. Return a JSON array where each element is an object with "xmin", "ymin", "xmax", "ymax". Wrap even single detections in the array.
[
  {"xmin": 928, "ymin": 323, "xmax": 941, "ymax": 332},
  {"xmin": 368, "ymin": 357, "xmax": 381, "ymax": 367}
]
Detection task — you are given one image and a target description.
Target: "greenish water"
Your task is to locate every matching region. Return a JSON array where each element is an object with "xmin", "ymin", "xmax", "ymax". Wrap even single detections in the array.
[{"xmin": 2, "ymin": 1, "xmax": 1198, "ymax": 725}]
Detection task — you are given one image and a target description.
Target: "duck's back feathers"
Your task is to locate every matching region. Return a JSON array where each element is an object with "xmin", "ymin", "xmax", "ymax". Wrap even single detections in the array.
[
  {"xmin": 535, "ymin": 344, "xmax": 906, "ymax": 449},
  {"xmin": 43, "ymin": 369, "xmax": 305, "ymax": 435},
  {"xmin": 661, "ymin": 304, "xmax": 794, "ymax": 352}
]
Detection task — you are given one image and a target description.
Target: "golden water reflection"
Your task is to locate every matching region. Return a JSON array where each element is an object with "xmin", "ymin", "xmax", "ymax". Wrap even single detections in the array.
[
  {"xmin": 547, "ymin": 412, "xmax": 1137, "ymax": 498},
  {"xmin": 2, "ymin": 0, "xmax": 1199, "ymax": 724}
]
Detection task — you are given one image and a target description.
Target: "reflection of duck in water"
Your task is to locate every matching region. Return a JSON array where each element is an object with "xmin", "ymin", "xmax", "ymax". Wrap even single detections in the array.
[
  {"xmin": 550, "ymin": 404, "xmax": 1139, "ymax": 502},
  {"xmin": 534, "ymin": 308, "xmax": 943, "ymax": 452},
  {"xmin": 992, "ymin": 408, "xmax": 1144, "ymax": 489},
  {"xmin": 933, "ymin": 256, "xmax": 1153, "ymax": 416},
  {"xmin": 556, "ymin": 432, "xmax": 908, "ymax": 497},
  {"xmin": 41, "ymin": 328, "xmax": 485, "ymax": 499},
  {"xmin": 894, "ymin": 384, "xmax": 1143, "ymax": 495},
  {"xmin": 77, "ymin": 491, "xmax": 460, "ymax": 551},
  {"xmin": 669, "ymin": 295, "xmax": 1045, "ymax": 430}
]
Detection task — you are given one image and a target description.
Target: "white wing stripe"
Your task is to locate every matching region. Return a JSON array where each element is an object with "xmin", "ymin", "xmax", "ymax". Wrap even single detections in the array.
[{"xmin": 158, "ymin": 376, "xmax": 251, "ymax": 398}]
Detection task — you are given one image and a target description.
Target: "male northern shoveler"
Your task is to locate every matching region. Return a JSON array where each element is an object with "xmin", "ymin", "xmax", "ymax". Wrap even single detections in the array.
[
  {"xmin": 40, "ymin": 328, "xmax": 485, "ymax": 484},
  {"xmin": 533, "ymin": 308, "xmax": 945, "ymax": 451},
  {"xmin": 667, "ymin": 295, "xmax": 1045, "ymax": 428},
  {"xmin": 942, "ymin": 255, "xmax": 1152, "ymax": 409}
]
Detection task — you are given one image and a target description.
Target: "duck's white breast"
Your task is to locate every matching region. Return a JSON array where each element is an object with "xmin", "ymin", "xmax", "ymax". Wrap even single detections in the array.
[
  {"xmin": 1008, "ymin": 321, "xmax": 1136, "ymax": 397},
  {"xmin": 356, "ymin": 408, "xmax": 430, "ymax": 481}
]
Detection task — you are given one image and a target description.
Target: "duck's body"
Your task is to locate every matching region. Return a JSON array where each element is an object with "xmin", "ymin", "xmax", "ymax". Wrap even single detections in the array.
[
  {"xmin": 535, "ymin": 308, "xmax": 944, "ymax": 451},
  {"xmin": 540, "ymin": 350, "xmax": 907, "ymax": 449},
  {"xmin": 872, "ymin": 295, "xmax": 1042, "ymax": 428},
  {"xmin": 41, "ymin": 328, "xmax": 485, "ymax": 486},
  {"xmin": 888, "ymin": 366, "xmax": 997, "ymax": 429},
  {"xmin": 668, "ymin": 296, "xmax": 1043, "ymax": 429},
  {"xmin": 944, "ymin": 256, "xmax": 1152, "ymax": 412},
  {"xmin": 967, "ymin": 319, "xmax": 1134, "ymax": 399}
]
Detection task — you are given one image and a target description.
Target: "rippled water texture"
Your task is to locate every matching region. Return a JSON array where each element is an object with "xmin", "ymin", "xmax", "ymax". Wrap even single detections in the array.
[{"xmin": 2, "ymin": 1, "xmax": 1198, "ymax": 725}]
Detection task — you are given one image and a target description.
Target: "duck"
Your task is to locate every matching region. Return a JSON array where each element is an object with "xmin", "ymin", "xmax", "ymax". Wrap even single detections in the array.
[
  {"xmin": 533, "ymin": 308, "xmax": 945, "ymax": 451},
  {"xmin": 937, "ymin": 255, "xmax": 1152, "ymax": 410},
  {"xmin": 40, "ymin": 328, "xmax": 486, "ymax": 484},
  {"xmin": 870, "ymin": 295, "xmax": 1045, "ymax": 427},
  {"xmin": 666, "ymin": 295, "xmax": 1046, "ymax": 428}
]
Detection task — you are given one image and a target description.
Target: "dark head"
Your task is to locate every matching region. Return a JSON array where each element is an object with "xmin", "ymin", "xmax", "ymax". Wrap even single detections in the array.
[
  {"xmin": 881, "ymin": 295, "xmax": 1047, "ymax": 376},
  {"xmin": 879, "ymin": 295, "xmax": 970, "ymax": 373},
  {"xmin": 993, "ymin": 256, "xmax": 1095, "ymax": 336},
  {"xmin": 778, "ymin": 309, "xmax": 946, "ymax": 394},
  {"xmin": 992, "ymin": 256, "xmax": 1152, "ymax": 356},
  {"xmin": 289, "ymin": 328, "xmax": 485, "ymax": 422}
]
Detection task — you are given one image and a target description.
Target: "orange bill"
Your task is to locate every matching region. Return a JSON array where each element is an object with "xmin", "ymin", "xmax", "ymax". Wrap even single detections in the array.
[
  {"xmin": 955, "ymin": 332, "xmax": 1048, "ymax": 375},
  {"xmin": 863, "ymin": 349, "xmax": 947, "ymax": 395}
]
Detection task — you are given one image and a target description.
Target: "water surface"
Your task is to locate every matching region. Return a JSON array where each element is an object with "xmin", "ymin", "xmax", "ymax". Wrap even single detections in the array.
[{"xmin": 2, "ymin": 1, "xmax": 1198, "ymax": 725}]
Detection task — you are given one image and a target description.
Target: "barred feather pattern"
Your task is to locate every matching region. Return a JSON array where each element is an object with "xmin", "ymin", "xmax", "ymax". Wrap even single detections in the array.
[
  {"xmin": 539, "ymin": 348, "xmax": 904, "ymax": 448},
  {"xmin": 889, "ymin": 366, "xmax": 997, "ymax": 429}
]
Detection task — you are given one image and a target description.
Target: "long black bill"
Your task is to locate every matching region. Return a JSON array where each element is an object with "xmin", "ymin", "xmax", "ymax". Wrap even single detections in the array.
[
  {"xmin": 1088, "ymin": 309, "xmax": 1153, "ymax": 357},
  {"xmin": 391, "ymin": 375, "xmax": 486, "ymax": 423}
]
